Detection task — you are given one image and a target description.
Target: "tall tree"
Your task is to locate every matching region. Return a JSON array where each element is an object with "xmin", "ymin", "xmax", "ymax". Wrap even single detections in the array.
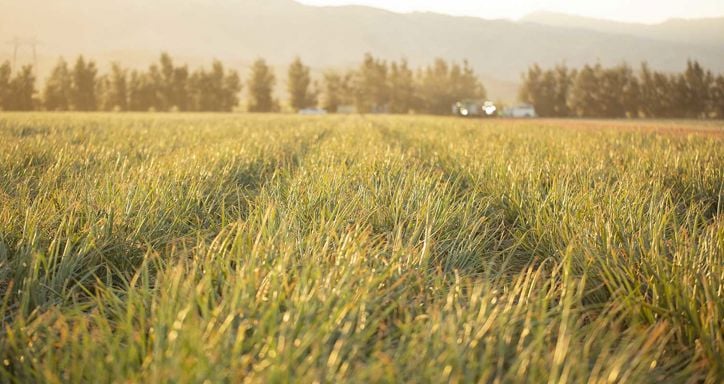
[
  {"xmin": 127, "ymin": 70, "xmax": 157, "ymax": 112},
  {"xmin": 519, "ymin": 64, "xmax": 542, "ymax": 110},
  {"xmin": 677, "ymin": 60, "xmax": 712, "ymax": 118},
  {"xmin": 321, "ymin": 70, "xmax": 349, "ymax": 113},
  {"xmin": 417, "ymin": 58, "xmax": 451, "ymax": 115},
  {"xmin": 43, "ymin": 58, "xmax": 72, "ymax": 111},
  {"xmin": 519, "ymin": 64, "xmax": 559, "ymax": 117},
  {"xmin": 188, "ymin": 68, "xmax": 209, "ymax": 111},
  {"xmin": 157, "ymin": 53, "xmax": 190, "ymax": 111},
  {"xmin": 418, "ymin": 58, "xmax": 485, "ymax": 115},
  {"xmin": 247, "ymin": 58, "xmax": 277, "ymax": 112},
  {"xmin": 7, "ymin": 65, "xmax": 36, "ymax": 111},
  {"xmin": 106, "ymin": 62, "xmax": 129, "ymax": 111},
  {"xmin": 638, "ymin": 63, "xmax": 676, "ymax": 118},
  {"xmin": 450, "ymin": 60, "xmax": 486, "ymax": 102},
  {"xmin": 711, "ymin": 75, "xmax": 724, "ymax": 118},
  {"xmin": 287, "ymin": 57, "xmax": 316, "ymax": 111},
  {"xmin": 568, "ymin": 64, "xmax": 603, "ymax": 117},
  {"xmin": 388, "ymin": 60, "xmax": 416, "ymax": 114},
  {"xmin": 221, "ymin": 65, "xmax": 242, "ymax": 112},
  {"xmin": 145, "ymin": 64, "xmax": 164, "ymax": 111},
  {"xmin": 0, "ymin": 61, "xmax": 13, "ymax": 110},
  {"xmin": 95, "ymin": 74, "xmax": 111, "ymax": 111},
  {"xmin": 159, "ymin": 53, "xmax": 175, "ymax": 111},
  {"xmin": 552, "ymin": 65, "xmax": 576, "ymax": 117},
  {"xmin": 203, "ymin": 61, "xmax": 224, "ymax": 111},
  {"xmin": 353, "ymin": 53, "xmax": 388, "ymax": 113},
  {"xmin": 187, "ymin": 61, "xmax": 241, "ymax": 112},
  {"xmin": 71, "ymin": 56, "xmax": 98, "ymax": 111},
  {"xmin": 598, "ymin": 64, "xmax": 640, "ymax": 118},
  {"xmin": 171, "ymin": 64, "xmax": 190, "ymax": 111},
  {"xmin": 618, "ymin": 64, "xmax": 641, "ymax": 117}
]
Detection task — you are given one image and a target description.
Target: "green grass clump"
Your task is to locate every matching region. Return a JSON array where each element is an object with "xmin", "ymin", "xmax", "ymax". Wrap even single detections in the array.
[{"xmin": 0, "ymin": 113, "xmax": 722, "ymax": 383}]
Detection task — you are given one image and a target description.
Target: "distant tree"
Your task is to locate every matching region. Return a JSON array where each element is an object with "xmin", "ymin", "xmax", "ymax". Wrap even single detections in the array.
[
  {"xmin": 598, "ymin": 64, "xmax": 640, "ymax": 118},
  {"xmin": 157, "ymin": 53, "xmax": 190, "ymax": 111},
  {"xmin": 321, "ymin": 71, "xmax": 341, "ymax": 113},
  {"xmin": 43, "ymin": 58, "xmax": 73, "ymax": 111},
  {"xmin": 711, "ymin": 75, "xmax": 724, "ymax": 118},
  {"xmin": 146, "ymin": 64, "xmax": 164, "ymax": 111},
  {"xmin": 212, "ymin": 60, "xmax": 241, "ymax": 112},
  {"xmin": 171, "ymin": 64, "xmax": 190, "ymax": 111},
  {"xmin": 676, "ymin": 60, "xmax": 712, "ymax": 118},
  {"xmin": 569, "ymin": 64, "xmax": 603, "ymax": 117},
  {"xmin": 418, "ymin": 58, "xmax": 485, "ymax": 115},
  {"xmin": 519, "ymin": 64, "xmax": 577, "ymax": 117},
  {"xmin": 95, "ymin": 63, "xmax": 128, "ymax": 111},
  {"xmin": 417, "ymin": 58, "xmax": 452, "ymax": 115},
  {"xmin": 187, "ymin": 69, "xmax": 207, "ymax": 111},
  {"xmin": 522, "ymin": 62, "xmax": 641, "ymax": 118},
  {"xmin": 158, "ymin": 53, "xmax": 175, "ymax": 111},
  {"xmin": 188, "ymin": 69, "xmax": 207, "ymax": 111},
  {"xmin": 450, "ymin": 60, "xmax": 486, "ymax": 102},
  {"xmin": 71, "ymin": 56, "xmax": 98, "ymax": 111},
  {"xmin": 537, "ymin": 68, "xmax": 558, "ymax": 116},
  {"xmin": 106, "ymin": 63, "xmax": 129, "ymax": 111},
  {"xmin": 321, "ymin": 70, "xmax": 350, "ymax": 113},
  {"xmin": 287, "ymin": 57, "xmax": 316, "ymax": 111},
  {"xmin": 221, "ymin": 66, "xmax": 242, "ymax": 112},
  {"xmin": 187, "ymin": 60, "xmax": 241, "ymax": 112},
  {"xmin": 247, "ymin": 58, "xmax": 277, "ymax": 112},
  {"xmin": 552, "ymin": 65, "xmax": 576, "ymax": 117},
  {"xmin": 617, "ymin": 64, "xmax": 641, "ymax": 117},
  {"xmin": 388, "ymin": 59, "xmax": 416, "ymax": 113},
  {"xmin": 95, "ymin": 73, "xmax": 110, "ymax": 111},
  {"xmin": 353, "ymin": 53, "xmax": 389, "ymax": 113},
  {"xmin": 196, "ymin": 62, "xmax": 223, "ymax": 111},
  {"xmin": 127, "ymin": 70, "xmax": 158, "ymax": 111},
  {"xmin": 126, "ymin": 71, "xmax": 141, "ymax": 111},
  {"xmin": 638, "ymin": 63, "xmax": 675, "ymax": 118},
  {"xmin": 6, "ymin": 65, "xmax": 36, "ymax": 111},
  {"xmin": 519, "ymin": 64, "xmax": 557, "ymax": 117},
  {"xmin": 0, "ymin": 61, "xmax": 11, "ymax": 110},
  {"xmin": 638, "ymin": 63, "xmax": 656, "ymax": 117}
]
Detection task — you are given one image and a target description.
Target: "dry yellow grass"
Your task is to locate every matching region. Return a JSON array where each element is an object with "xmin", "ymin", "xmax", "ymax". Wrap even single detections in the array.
[{"xmin": 0, "ymin": 113, "xmax": 722, "ymax": 383}]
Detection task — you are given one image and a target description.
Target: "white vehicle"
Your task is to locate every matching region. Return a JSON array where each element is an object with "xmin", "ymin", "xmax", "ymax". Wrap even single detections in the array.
[
  {"xmin": 298, "ymin": 108, "xmax": 327, "ymax": 115},
  {"xmin": 502, "ymin": 104, "xmax": 537, "ymax": 118},
  {"xmin": 453, "ymin": 100, "xmax": 497, "ymax": 117}
]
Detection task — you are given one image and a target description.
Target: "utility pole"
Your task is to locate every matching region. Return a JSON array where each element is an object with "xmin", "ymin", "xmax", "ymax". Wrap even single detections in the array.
[
  {"xmin": 8, "ymin": 37, "xmax": 20, "ymax": 70},
  {"xmin": 6, "ymin": 36, "xmax": 41, "ymax": 73}
]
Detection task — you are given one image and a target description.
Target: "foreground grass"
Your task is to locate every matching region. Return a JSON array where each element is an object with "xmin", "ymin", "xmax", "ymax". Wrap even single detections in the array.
[{"xmin": 0, "ymin": 113, "xmax": 722, "ymax": 383}]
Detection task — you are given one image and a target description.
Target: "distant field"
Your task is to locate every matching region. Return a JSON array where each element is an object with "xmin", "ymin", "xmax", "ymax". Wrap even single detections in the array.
[{"xmin": 0, "ymin": 114, "xmax": 722, "ymax": 383}]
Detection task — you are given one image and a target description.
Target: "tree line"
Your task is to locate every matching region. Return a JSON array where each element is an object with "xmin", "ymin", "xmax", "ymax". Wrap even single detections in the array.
[
  {"xmin": 4, "ymin": 53, "xmax": 722, "ymax": 118},
  {"xmin": 3, "ymin": 54, "xmax": 242, "ymax": 112},
  {"xmin": 0, "ymin": 53, "xmax": 486, "ymax": 114},
  {"xmin": 319, "ymin": 54, "xmax": 485, "ymax": 114},
  {"xmin": 519, "ymin": 61, "xmax": 724, "ymax": 118}
]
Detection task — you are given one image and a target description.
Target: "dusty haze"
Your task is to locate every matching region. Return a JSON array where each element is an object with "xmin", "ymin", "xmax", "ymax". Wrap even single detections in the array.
[{"xmin": 2, "ymin": 0, "xmax": 724, "ymax": 100}]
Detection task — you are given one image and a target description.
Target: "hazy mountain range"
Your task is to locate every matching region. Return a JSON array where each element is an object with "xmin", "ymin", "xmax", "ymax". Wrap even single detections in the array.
[{"xmin": 2, "ymin": 0, "xmax": 723, "ymax": 101}]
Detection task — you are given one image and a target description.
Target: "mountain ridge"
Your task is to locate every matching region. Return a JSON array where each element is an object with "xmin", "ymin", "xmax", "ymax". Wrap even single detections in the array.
[
  {"xmin": 1, "ymin": 0, "xmax": 723, "ymax": 101},
  {"xmin": 521, "ymin": 10, "xmax": 724, "ymax": 47}
]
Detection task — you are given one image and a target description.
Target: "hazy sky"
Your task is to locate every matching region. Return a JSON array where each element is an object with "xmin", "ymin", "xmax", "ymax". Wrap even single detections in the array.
[{"xmin": 296, "ymin": 0, "xmax": 724, "ymax": 23}]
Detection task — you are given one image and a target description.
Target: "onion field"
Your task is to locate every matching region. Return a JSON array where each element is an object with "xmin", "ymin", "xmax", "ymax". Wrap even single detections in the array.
[{"xmin": 0, "ymin": 114, "xmax": 722, "ymax": 383}]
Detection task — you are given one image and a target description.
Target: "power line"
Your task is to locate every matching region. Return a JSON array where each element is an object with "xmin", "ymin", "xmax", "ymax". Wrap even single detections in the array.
[{"xmin": 5, "ymin": 36, "xmax": 42, "ymax": 73}]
